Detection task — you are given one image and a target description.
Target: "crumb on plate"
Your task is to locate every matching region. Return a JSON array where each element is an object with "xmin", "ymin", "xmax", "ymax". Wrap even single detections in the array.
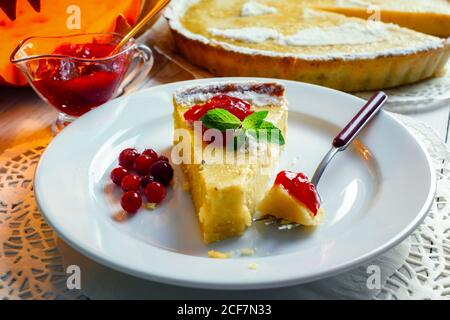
[
  {"xmin": 145, "ymin": 203, "xmax": 156, "ymax": 210},
  {"xmin": 208, "ymin": 250, "xmax": 231, "ymax": 259},
  {"xmin": 248, "ymin": 263, "xmax": 258, "ymax": 270}
]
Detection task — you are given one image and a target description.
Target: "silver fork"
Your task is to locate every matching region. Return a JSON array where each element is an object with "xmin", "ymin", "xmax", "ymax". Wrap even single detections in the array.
[{"xmin": 254, "ymin": 91, "xmax": 388, "ymax": 229}]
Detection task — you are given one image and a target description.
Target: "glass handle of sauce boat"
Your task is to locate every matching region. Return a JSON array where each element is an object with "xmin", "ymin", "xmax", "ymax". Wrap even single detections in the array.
[{"xmin": 116, "ymin": 44, "xmax": 154, "ymax": 97}]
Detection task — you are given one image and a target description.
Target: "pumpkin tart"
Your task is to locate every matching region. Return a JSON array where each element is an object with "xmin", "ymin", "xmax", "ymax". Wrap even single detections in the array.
[{"xmin": 166, "ymin": 0, "xmax": 450, "ymax": 92}]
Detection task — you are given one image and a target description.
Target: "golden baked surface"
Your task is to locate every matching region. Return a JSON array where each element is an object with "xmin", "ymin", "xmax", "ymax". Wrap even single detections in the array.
[
  {"xmin": 321, "ymin": 0, "xmax": 450, "ymax": 13},
  {"xmin": 181, "ymin": 0, "xmax": 444, "ymax": 58},
  {"xmin": 317, "ymin": 0, "xmax": 450, "ymax": 37}
]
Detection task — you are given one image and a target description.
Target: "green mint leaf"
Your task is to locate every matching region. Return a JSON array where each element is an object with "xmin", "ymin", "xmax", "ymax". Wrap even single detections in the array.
[
  {"xmin": 256, "ymin": 121, "xmax": 286, "ymax": 145},
  {"xmin": 242, "ymin": 111, "xmax": 268, "ymax": 130},
  {"xmin": 200, "ymin": 109, "xmax": 242, "ymax": 132}
]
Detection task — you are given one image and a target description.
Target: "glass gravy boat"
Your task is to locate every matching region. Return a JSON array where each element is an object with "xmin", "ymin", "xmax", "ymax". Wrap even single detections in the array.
[{"xmin": 11, "ymin": 32, "xmax": 153, "ymax": 133}]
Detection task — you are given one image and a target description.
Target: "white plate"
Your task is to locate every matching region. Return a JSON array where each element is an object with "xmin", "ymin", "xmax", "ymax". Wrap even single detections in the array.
[{"xmin": 35, "ymin": 78, "xmax": 435, "ymax": 290}]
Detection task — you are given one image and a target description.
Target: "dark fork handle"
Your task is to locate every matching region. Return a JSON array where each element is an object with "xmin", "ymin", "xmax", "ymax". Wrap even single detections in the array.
[
  {"xmin": 333, "ymin": 91, "xmax": 388, "ymax": 149},
  {"xmin": 311, "ymin": 91, "xmax": 388, "ymax": 187}
]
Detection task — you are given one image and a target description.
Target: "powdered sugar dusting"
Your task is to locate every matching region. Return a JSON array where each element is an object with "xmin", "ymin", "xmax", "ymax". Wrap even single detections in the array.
[
  {"xmin": 209, "ymin": 27, "xmax": 278, "ymax": 43},
  {"xmin": 173, "ymin": 81, "xmax": 287, "ymax": 108},
  {"xmin": 240, "ymin": 1, "xmax": 278, "ymax": 17},
  {"xmin": 209, "ymin": 22, "xmax": 392, "ymax": 46},
  {"xmin": 283, "ymin": 22, "xmax": 391, "ymax": 46}
]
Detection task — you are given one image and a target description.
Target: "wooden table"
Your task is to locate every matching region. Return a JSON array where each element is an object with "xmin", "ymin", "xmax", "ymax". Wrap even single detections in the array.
[{"xmin": 0, "ymin": 86, "xmax": 55, "ymax": 153}]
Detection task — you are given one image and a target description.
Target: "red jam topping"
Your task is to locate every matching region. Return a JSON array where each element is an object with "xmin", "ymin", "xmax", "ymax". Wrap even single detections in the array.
[
  {"xmin": 32, "ymin": 42, "xmax": 130, "ymax": 117},
  {"xmin": 184, "ymin": 95, "xmax": 253, "ymax": 122},
  {"xmin": 52, "ymin": 43, "xmax": 115, "ymax": 59},
  {"xmin": 274, "ymin": 170, "xmax": 321, "ymax": 215}
]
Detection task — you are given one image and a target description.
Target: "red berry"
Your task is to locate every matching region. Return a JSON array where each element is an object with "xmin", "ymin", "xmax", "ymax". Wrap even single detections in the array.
[
  {"xmin": 158, "ymin": 155, "xmax": 169, "ymax": 163},
  {"xmin": 144, "ymin": 181, "xmax": 167, "ymax": 204},
  {"xmin": 118, "ymin": 148, "xmax": 139, "ymax": 170},
  {"xmin": 120, "ymin": 174, "xmax": 140, "ymax": 192},
  {"xmin": 133, "ymin": 154, "xmax": 154, "ymax": 175},
  {"xmin": 121, "ymin": 191, "xmax": 142, "ymax": 213},
  {"xmin": 143, "ymin": 148, "xmax": 158, "ymax": 161},
  {"xmin": 110, "ymin": 167, "xmax": 129, "ymax": 186},
  {"xmin": 140, "ymin": 175, "xmax": 154, "ymax": 188},
  {"xmin": 150, "ymin": 160, "xmax": 174, "ymax": 185}
]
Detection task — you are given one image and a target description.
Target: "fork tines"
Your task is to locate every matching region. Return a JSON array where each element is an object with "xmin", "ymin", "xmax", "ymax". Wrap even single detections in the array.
[{"xmin": 253, "ymin": 216, "xmax": 300, "ymax": 230}]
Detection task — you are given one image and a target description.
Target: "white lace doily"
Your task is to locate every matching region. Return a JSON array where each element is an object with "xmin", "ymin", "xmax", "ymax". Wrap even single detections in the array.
[
  {"xmin": 375, "ymin": 116, "xmax": 450, "ymax": 300},
  {"xmin": 0, "ymin": 114, "xmax": 448, "ymax": 300},
  {"xmin": 0, "ymin": 139, "xmax": 85, "ymax": 300},
  {"xmin": 356, "ymin": 63, "xmax": 450, "ymax": 114}
]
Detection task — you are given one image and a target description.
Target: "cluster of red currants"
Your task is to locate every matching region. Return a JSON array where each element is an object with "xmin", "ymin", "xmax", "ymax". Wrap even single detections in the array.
[{"xmin": 110, "ymin": 148, "xmax": 174, "ymax": 213}]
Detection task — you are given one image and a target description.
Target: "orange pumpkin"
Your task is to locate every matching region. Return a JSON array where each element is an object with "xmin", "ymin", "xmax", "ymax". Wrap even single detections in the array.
[{"xmin": 0, "ymin": 0, "xmax": 143, "ymax": 86}]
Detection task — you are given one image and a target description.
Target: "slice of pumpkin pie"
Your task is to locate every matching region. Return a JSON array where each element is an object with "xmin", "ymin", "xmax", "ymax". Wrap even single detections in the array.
[{"xmin": 172, "ymin": 81, "xmax": 288, "ymax": 243}]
